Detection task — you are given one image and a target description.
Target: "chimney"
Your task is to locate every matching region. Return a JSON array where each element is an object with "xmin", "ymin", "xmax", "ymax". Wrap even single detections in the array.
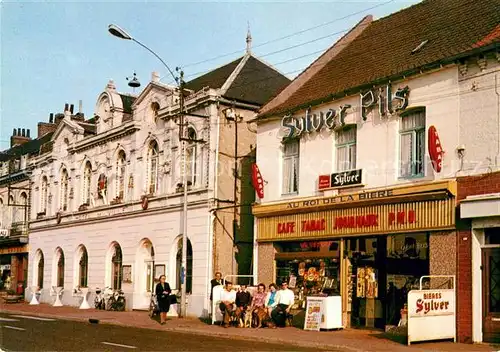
[
  {"xmin": 38, "ymin": 113, "xmax": 57, "ymax": 138},
  {"xmin": 64, "ymin": 103, "xmax": 69, "ymax": 112},
  {"xmin": 11, "ymin": 127, "xmax": 32, "ymax": 147},
  {"xmin": 70, "ymin": 104, "xmax": 74, "ymax": 114},
  {"xmin": 79, "ymin": 100, "xmax": 83, "ymax": 113},
  {"xmin": 152, "ymin": 71, "xmax": 160, "ymax": 83},
  {"xmin": 27, "ymin": 129, "xmax": 31, "ymax": 138}
]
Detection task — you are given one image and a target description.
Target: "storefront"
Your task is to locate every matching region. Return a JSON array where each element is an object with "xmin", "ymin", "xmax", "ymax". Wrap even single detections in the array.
[
  {"xmin": 0, "ymin": 244, "xmax": 28, "ymax": 295},
  {"xmin": 254, "ymin": 180, "xmax": 456, "ymax": 330}
]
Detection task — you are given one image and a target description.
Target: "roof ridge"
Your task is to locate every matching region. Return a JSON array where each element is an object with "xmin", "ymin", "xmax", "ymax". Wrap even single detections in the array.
[{"xmin": 220, "ymin": 53, "xmax": 251, "ymax": 95}]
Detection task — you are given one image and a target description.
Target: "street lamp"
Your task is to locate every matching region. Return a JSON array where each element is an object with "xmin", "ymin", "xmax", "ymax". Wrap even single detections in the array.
[{"xmin": 108, "ymin": 23, "xmax": 189, "ymax": 318}]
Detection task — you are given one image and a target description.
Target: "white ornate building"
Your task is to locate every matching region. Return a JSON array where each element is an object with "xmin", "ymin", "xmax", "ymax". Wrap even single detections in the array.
[{"xmin": 26, "ymin": 47, "xmax": 290, "ymax": 316}]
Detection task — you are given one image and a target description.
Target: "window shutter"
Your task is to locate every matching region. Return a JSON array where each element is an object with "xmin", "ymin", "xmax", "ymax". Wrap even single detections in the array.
[{"xmin": 400, "ymin": 132, "xmax": 413, "ymax": 177}]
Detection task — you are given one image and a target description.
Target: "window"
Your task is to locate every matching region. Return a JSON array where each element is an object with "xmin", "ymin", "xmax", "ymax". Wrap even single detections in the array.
[
  {"xmin": 176, "ymin": 239, "xmax": 193, "ymax": 293},
  {"xmin": 9, "ymin": 195, "xmax": 15, "ymax": 225},
  {"xmin": 336, "ymin": 126, "xmax": 357, "ymax": 172},
  {"xmin": 37, "ymin": 252, "xmax": 44, "ymax": 289},
  {"xmin": 56, "ymin": 248, "xmax": 65, "ymax": 287},
  {"xmin": 146, "ymin": 141, "xmax": 159, "ymax": 195},
  {"xmin": 79, "ymin": 247, "xmax": 88, "ymax": 288},
  {"xmin": 282, "ymin": 140, "xmax": 299, "ymax": 194},
  {"xmin": 82, "ymin": 162, "xmax": 92, "ymax": 205},
  {"xmin": 60, "ymin": 169, "xmax": 69, "ymax": 211},
  {"xmin": 186, "ymin": 127, "xmax": 197, "ymax": 186},
  {"xmin": 116, "ymin": 151, "xmax": 126, "ymax": 200},
  {"xmin": 41, "ymin": 176, "xmax": 48, "ymax": 214},
  {"xmin": 111, "ymin": 244, "xmax": 123, "ymax": 290},
  {"xmin": 19, "ymin": 192, "xmax": 27, "ymax": 223},
  {"xmin": 400, "ymin": 110, "xmax": 425, "ymax": 178}
]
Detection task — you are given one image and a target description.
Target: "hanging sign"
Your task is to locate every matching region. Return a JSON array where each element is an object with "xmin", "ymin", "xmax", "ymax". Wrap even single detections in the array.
[
  {"xmin": 318, "ymin": 169, "xmax": 363, "ymax": 190},
  {"xmin": 304, "ymin": 297, "xmax": 323, "ymax": 331},
  {"xmin": 428, "ymin": 126, "xmax": 444, "ymax": 173},
  {"xmin": 251, "ymin": 163, "xmax": 265, "ymax": 199}
]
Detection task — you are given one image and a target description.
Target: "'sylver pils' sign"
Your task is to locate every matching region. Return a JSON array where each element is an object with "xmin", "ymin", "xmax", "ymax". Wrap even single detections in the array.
[
  {"xmin": 318, "ymin": 169, "xmax": 362, "ymax": 190},
  {"xmin": 281, "ymin": 83, "xmax": 410, "ymax": 140}
]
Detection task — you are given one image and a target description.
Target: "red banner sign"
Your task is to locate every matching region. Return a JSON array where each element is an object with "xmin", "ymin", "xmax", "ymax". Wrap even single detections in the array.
[
  {"xmin": 251, "ymin": 163, "xmax": 265, "ymax": 199},
  {"xmin": 428, "ymin": 125, "xmax": 443, "ymax": 173}
]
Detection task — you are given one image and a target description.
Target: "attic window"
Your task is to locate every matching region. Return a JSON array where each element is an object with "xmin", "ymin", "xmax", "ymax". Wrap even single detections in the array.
[
  {"xmin": 411, "ymin": 39, "xmax": 429, "ymax": 54},
  {"xmin": 151, "ymin": 102, "xmax": 160, "ymax": 116}
]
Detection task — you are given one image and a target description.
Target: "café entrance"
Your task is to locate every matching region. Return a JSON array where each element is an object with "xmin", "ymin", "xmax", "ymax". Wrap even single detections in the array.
[{"xmin": 482, "ymin": 246, "xmax": 500, "ymax": 342}]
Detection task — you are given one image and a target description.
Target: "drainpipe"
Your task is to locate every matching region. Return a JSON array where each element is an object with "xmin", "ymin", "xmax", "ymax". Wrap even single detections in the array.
[
  {"xmin": 495, "ymin": 74, "xmax": 500, "ymax": 166},
  {"xmin": 232, "ymin": 110, "xmax": 239, "ymax": 279}
]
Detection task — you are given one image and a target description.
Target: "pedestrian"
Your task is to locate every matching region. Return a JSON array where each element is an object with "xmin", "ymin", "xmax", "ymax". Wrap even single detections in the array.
[
  {"xmin": 210, "ymin": 271, "xmax": 223, "ymax": 301},
  {"xmin": 155, "ymin": 275, "xmax": 171, "ymax": 325},
  {"xmin": 271, "ymin": 281, "xmax": 295, "ymax": 327}
]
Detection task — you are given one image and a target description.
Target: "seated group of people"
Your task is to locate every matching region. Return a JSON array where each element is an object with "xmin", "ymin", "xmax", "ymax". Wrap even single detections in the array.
[{"xmin": 217, "ymin": 281, "xmax": 295, "ymax": 328}]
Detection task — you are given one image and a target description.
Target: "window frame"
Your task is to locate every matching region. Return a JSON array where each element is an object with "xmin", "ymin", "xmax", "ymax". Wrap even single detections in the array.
[
  {"xmin": 335, "ymin": 125, "xmax": 357, "ymax": 172},
  {"xmin": 116, "ymin": 151, "xmax": 126, "ymax": 200},
  {"xmin": 57, "ymin": 249, "xmax": 65, "ymax": 288},
  {"xmin": 399, "ymin": 110, "xmax": 426, "ymax": 179},
  {"xmin": 79, "ymin": 247, "xmax": 88, "ymax": 288},
  {"xmin": 40, "ymin": 176, "xmax": 48, "ymax": 214},
  {"xmin": 147, "ymin": 141, "xmax": 159, "ymax": 195},
  {"xmin": 60, "ymin": 169, "xmax": 69, "ymax": 211},
  {"xmin": 282, "ymin": 139, "xmax": 300, "ymax": 195},
  {"xmin": 82, "ymin": 162, "xmax": 92, "ymax": 205},
  {"xmin": 186, "ymin": 127, "xmax": 197, "ymax": 187}
]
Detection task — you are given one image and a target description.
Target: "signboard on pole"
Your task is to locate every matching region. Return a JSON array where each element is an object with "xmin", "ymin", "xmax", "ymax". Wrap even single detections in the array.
[
  {"xmin": 304, "ymin": 297, "xmax": 323, "ymax": 331},
  {"xmin": 407, "ymin": 288, "xmax": 456, "ymax": 344}
]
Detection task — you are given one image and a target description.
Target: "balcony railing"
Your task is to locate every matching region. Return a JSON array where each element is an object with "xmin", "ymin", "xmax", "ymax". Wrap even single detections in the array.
[{"xmin": 9, "ymin": 222, "xmax": 28, "ymax": 236}]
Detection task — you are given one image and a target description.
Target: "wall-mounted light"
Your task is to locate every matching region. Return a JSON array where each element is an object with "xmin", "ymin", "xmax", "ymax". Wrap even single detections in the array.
[
  {"xmin": 223, "ymin": 107, "xmax": 236, "ymax": 121},
  {"xmin": 456, "ymin": 145, "xmax": 465, "ymax": 158}
]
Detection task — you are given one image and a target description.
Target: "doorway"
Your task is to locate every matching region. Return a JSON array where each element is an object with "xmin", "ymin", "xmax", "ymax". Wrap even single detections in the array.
[{"xmin": 482, "ymin": 247, "xmax": 500, "ymax": 342}]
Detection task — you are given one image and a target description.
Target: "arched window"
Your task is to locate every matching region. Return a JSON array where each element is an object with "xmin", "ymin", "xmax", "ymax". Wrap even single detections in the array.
[
  {"xmin": 176, "ymin": 239, "xmax": 193, "ymax": 294},
  {"xmin": 37, "ymin": 251, "xmax": 44, "ymax": 289},
  {"xmin": 82, "ymin": 162, "xmax": 92, "ymax": 205},
  {"xmin": 56, "ymin": 248, "xmax": 65, "ymax": 287},
  {"xmin": 0, "ymin": 198, "xmax": 4, "ymax": 226},
  {"xmin": 78, "ymin": 246, "xmax": 88, "ymax": 288},
  {"xmin": 185, "ymin": 127, "xmax": 197, "ymax": 186},
  {"xmin": 60, "ymin": 169, "xmax": 69, "ymax": 211},
  {"xmin": 19, "ymin": 192, "xmax": 27, "ymax": 224},
  {"xmin": 40, "ymin": 176, "xmax": 48, "ymax": 214},
  {"xmin": 111, "ymin": 244, "xmax": 123, "ymax": 290},
  {"xmin": 115, "ymin": 151, "xmax": 126, "ymax": 200},
  {"xmin": 146, "ymin": 141, "xmax": 159, "ymax": 195}
]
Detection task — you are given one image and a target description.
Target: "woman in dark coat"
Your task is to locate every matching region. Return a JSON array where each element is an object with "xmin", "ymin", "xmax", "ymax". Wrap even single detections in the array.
[{"xmin": 155, "ymin": 275, "xmax": 171, "ymax": 324}]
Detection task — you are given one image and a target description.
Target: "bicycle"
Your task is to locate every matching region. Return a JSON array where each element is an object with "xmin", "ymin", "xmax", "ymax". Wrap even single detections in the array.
[{"xmin": 148, "ymin": 294, "xmax": 159, "ymax": 318}]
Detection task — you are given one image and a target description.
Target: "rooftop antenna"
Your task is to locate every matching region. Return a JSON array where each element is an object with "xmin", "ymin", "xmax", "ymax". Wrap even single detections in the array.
[{"xmin": 126, "ymin": 71, "xmax": 141, "ymax": 92}]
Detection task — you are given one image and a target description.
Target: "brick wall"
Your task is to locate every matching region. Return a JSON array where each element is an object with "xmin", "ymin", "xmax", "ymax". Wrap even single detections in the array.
[
  {"xmin": 37, "ymin": 122, "xmax": 56, "ymax": 138},
  {"xmin": 456, "ymin": 171, "xmax": 500, "ymax": 342}
]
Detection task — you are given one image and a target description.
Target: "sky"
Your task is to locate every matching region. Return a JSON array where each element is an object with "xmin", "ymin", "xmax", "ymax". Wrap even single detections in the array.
[{"xmin": 0, "ymin": 0, "xmax": 421, "ymax": 150}]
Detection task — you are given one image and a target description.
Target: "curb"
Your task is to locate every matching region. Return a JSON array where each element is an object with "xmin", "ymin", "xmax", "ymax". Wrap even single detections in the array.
[{"xmin": 0, "ymin": 309, "xmax": 358, "ymax": 351}]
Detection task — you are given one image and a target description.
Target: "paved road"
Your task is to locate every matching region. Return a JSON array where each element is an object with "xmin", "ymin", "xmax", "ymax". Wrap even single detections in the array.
[{"xmin": 0, "ymin": 313, "xmax": 333, "ymax": 351}]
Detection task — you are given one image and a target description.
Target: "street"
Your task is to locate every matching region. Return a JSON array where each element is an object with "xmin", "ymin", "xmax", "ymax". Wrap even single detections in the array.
[{"xmin": 0, "ymin": 313, "xmax": 333, "ymax": 352}]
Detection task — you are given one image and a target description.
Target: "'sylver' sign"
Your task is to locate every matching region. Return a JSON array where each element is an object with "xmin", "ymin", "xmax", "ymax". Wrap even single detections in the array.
[
  {"xmin": 318, "ymin": 169, "xmax": 362, "ymax": 190},
  {"xmin": 281, "ymin": 84, "xmax": 410, "ymax": 140}
]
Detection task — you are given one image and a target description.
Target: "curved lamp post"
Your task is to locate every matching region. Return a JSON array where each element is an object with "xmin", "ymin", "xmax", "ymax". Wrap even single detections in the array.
[{"xmin": 108, "ymin": 23, "xmax": 189, "ymax": 319}]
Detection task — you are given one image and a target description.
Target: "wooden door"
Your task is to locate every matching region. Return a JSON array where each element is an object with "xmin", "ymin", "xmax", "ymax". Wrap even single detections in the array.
[{"xmin": 482, "ymin": 248, "xmax": 500, "ymax": 342}]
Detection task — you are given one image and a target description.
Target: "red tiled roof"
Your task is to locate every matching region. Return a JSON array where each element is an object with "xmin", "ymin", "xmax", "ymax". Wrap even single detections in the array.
[{"xmin": 260, "ymin": 0, "xmax": 500, "ymax": 118}]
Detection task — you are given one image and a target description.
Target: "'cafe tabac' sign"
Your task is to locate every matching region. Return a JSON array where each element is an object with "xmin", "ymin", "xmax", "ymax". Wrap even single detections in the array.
[{"xmin": 281, "ymin": 83, "xmax": 410, "ymax": 140}]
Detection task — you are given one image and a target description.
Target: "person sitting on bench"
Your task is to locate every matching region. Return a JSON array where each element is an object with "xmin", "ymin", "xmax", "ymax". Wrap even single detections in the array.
[
  {"xmin": 235, "ymin": 284, "xmax": 251, "ymax": 320},
  {"xmin": 271, "ymin": 281, "xmax": 295, "ymax": 327},
  {"xmin": 219, "ymin": 281, "xmax": 236, "ymax": 328}
]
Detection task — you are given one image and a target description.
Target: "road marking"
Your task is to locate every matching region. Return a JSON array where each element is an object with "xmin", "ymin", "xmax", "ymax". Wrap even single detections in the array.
[
  {"xmin": 10, "ymin": 315, "xmax": 55, "ymax": 322},
  {"xmin": 0, "ymin": 318, "xmax": 19, "ymax": 322},
  {"xmin": 3, "ymin": 326, "xmax": 26, "ymax": 331},
  {"xmin": 101, "ymin": 342, "xmax": 137, "ymax": 349}
]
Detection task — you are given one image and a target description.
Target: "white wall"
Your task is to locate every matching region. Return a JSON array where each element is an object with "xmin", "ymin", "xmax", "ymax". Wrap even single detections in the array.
[{"xmin": 256, "ymin": 66, "xmax": 461, "ymax": 203}]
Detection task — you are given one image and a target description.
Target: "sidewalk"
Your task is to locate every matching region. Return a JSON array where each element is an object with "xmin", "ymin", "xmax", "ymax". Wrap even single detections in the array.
[{"xmin": 0, "ymin": 302, "xmax": 497, "ymax": 352}]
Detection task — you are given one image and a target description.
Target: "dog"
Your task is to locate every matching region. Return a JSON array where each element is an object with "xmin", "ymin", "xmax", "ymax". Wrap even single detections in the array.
[
  {"xmin": 237, "ymin": 307, "xmax": 252, "ymax": 328},
  {"xmin": 253, "ymin": 307, "xmax": 274, "ymax": 329}
]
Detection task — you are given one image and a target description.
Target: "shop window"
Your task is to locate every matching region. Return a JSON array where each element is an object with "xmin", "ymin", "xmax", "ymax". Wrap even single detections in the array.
[
  {"xmin": 336, "ymin": 126, "xmax": 357, "ymax": 172},
  {"xmin": 115, "ymin": 151, "xmax": 126, "ymax": 200},
  {"xmin": 79, "ymin": 247, "xmax": 88, "ymax": 288},
  {"xmin": 282, "ymin": 140, "xmax": 299, "ymax": 195},
  {"xmin": 111, "ymin": 244, "xmax": 123, "ymax": 290},
  {"xmin": 399, "ymin": 110, "xmax": 425, "ymax": 178},
  {"xmin": 176, "ymin": 238, "xmax": 193, "ymax": 293},
  {"xmin": 146, "ymin": 140, "xmax": 159, "ymax": 195},
  {"xmin": 485, "ymin": 228, "xmax": 500, "ymax": 244}
]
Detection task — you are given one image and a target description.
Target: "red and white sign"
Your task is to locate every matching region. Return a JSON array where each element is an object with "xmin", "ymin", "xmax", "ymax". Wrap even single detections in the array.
[
  {"xmin": 428, "ymin": 126, "xmax": 443, "ymax": 173},
  {"xmin": 251, "ymin": 163, "xmax": 264, "ymax": 199}
]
